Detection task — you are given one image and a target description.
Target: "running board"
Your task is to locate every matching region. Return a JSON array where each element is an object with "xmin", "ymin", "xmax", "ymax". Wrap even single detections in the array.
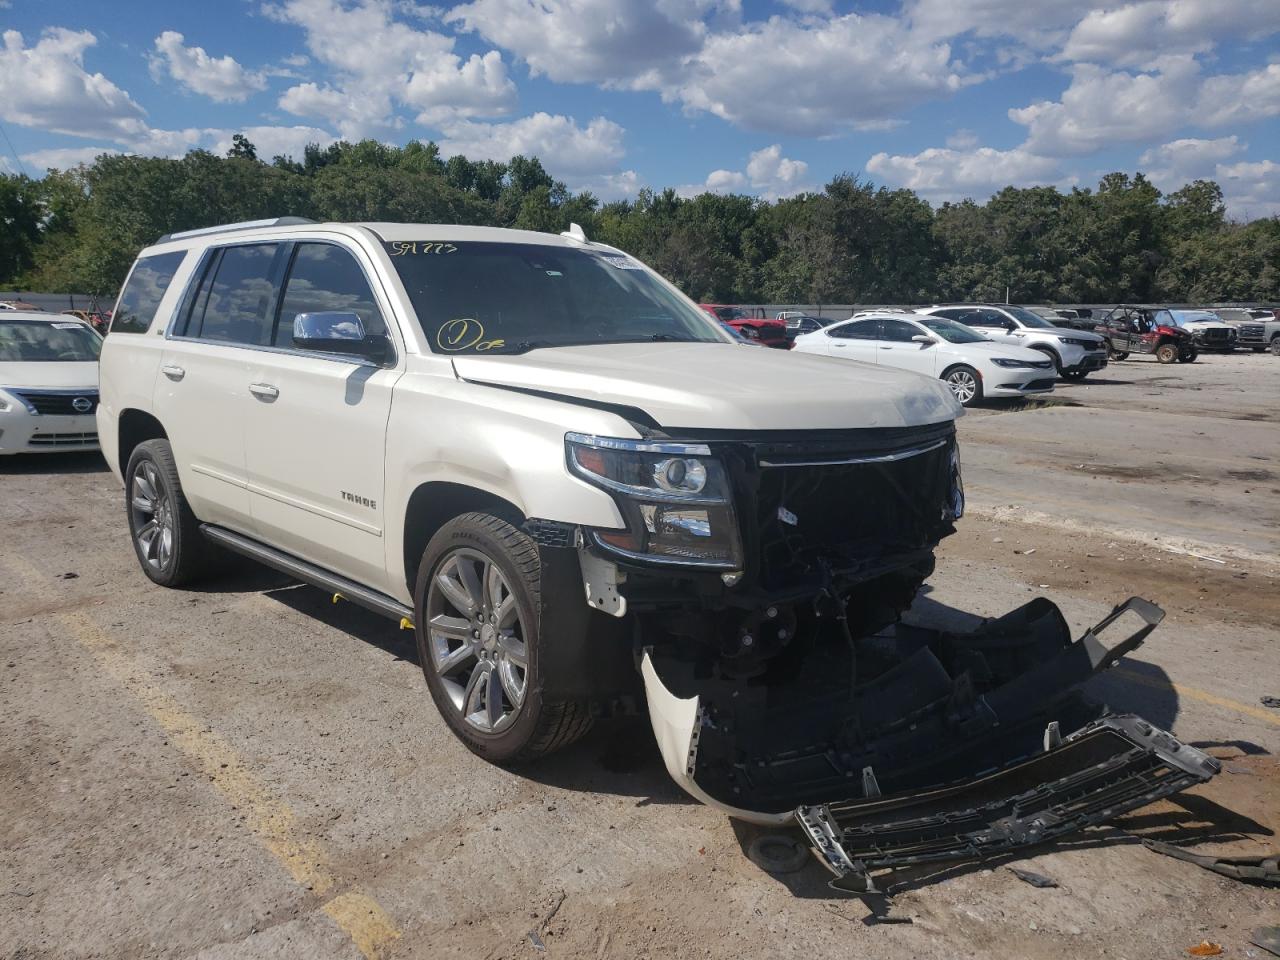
[{"xmin": 200, "ymin": 524, "xmax": 413, "ymax": 624}]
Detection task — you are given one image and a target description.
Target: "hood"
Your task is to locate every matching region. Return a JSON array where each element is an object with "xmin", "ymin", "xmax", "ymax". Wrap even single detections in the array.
[
  {"xmin": 453, "ymin": 342, "xmax": 961, "ymax": 431},
  {"xmin": 0, "ymin": 361, "xmax": 99, "ymax": 390},
  {"xmin": 1047, "ymin": 325, "xmax": 1104, "ymax": 343}
]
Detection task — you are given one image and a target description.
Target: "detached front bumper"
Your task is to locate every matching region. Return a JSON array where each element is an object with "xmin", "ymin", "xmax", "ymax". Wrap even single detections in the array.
[{"xmin": 641, "ymin": 596, "xmax": 1219, "ymax": 890}]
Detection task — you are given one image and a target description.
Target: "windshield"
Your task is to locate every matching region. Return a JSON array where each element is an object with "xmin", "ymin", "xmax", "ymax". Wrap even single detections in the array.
[
  {"xmin": 1215, "ymin": 309, "xmax": 1252, "ymax": 323},
  {"xmin": 1170, "ymin": 311, "xmax": 1218, "ymax": 325},
  {"xmin": 386, "ymin": 241, "xmax": 726, "ymax": 354},
  {"xmin": 0, "ymin": 320, "xmax": 102, "ymax": 362},
  {"xmin": 917, "ymin": 317, "xmax": 988, "ymax": 344},
  {"xmin": 1004, "ymin": 306, "xmax": 1058, "ymax": 328},
  {"xmin": 713, "ymin": 306, "xmax": 748, "ymax": 321}
]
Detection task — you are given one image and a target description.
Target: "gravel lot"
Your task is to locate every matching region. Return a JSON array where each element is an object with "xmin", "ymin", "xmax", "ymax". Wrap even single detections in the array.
[{"xmin": 3, "ymin": 351, "xmax": 1278, "ymax": 960}]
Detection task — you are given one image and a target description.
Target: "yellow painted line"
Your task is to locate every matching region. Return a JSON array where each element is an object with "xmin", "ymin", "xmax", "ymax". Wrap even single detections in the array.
[
  {"xmin": 3, "ymin": 557, "xmax": 401, "ymax": 959},
  {"xmin": 1113, "ymin": 665, "xmax": 1280, "ymax": 727}
]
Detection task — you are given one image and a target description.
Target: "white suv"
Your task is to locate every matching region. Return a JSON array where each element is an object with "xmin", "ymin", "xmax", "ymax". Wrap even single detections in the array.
[
  {"xmin": 917, "ymin": 304, "xmax": 1108, "ymax": 380},
  {"xmin": 97, "ymin": 218, "xmax": 1212, "ymax": 884}
]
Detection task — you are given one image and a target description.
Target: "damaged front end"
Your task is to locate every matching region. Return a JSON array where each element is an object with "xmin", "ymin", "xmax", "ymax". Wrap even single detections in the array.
[{"xmin": 569, "ymin": 424, "xmax": 1219, "ymax": 889}]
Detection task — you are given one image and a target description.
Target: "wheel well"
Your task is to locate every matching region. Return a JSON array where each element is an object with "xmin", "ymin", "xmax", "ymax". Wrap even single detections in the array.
[
  {"xmin": 402, "ymin": 482, "xmax": 525, "ymax": 595},
  {"xmin": 940, "ymin": 363, "xmax": 978, "ymax": 379},
  {"xmin": 1029, "ymin": 344, "xmax": 1061, "ymax": 363},
  {"xmin": 118, "ymin": 409, "xmax": 167, "ymax": 471}
]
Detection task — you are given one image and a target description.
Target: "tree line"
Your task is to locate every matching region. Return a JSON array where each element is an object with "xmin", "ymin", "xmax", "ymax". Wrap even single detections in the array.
[{"xmin": 2, "ymin": 134, "xmax": 1277, "ymax": 305}]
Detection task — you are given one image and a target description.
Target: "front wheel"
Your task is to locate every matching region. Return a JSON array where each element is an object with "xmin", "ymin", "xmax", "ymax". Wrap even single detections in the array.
[
  {"xmin": 942, "ymin": 365, "xmax": 983, "ymax": 407},
  {"xmin": 414, "ymin": 512, "xmax": 592, "ymax": 765},
  {"xmin": 1271, "ymin": 339, "xmax": 1280, "ymax": 356},
  {"xmin": 1177, "ymin": 348, "xmax": 1199, "ymax": 363},
  {"xmin": 1155, "ymin": 342, "xmax": 1179, "ymax": 363}
]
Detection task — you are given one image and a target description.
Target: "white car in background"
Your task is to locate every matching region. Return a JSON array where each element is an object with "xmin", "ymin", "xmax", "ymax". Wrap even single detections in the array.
[
  {"xmin": 917, "ymin": 304, "xmax": 1108, "ymax": 380},
  {"xmin": 0, "ymin": 311, "xmax": 103, "ymax": 454},
  {"xmin": 792, "ymin": 312, "xmax": 1057, "ymax": 407}
]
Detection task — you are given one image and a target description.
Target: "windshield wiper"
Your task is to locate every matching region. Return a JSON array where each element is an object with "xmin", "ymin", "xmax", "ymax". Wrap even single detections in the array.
[{"xmin": 647, "ymin": 333, "xmax": 699, "ymax": 342}]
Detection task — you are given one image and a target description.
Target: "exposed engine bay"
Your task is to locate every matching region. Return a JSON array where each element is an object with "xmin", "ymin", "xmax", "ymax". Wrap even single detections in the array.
[{"xmin": 580, "ymin": 424, "xmax": 1220, "ymax": 891}]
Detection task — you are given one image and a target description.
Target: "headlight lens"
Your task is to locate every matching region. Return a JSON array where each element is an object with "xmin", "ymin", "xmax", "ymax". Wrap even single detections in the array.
[
  {"xmin": 566, "ymin": 433, "xmax": 742, "ymax": 568},
  {"xmin": 1058, "ymin": 337, "xmax": 1090, "ymax": 347},
  {"xmin": 0, "ymin": 390, "xmax": 13, "ymax": 413},
  {"xmin": 991, "ymin": 357, "xmax": 1035, "ymax": 368}
]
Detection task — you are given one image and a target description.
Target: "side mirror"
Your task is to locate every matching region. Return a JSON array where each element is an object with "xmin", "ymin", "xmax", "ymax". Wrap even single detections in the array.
[
  {"xmin": 292, "ymin": 311, "xmax": 387, "ymax": 362},
  {"xmin": 1003, "ymin": 319, "xmax": 1018, "ymax": 331},
  {"xmin": 911, "ymin": 334, "xmax": 935, "ymax": 346}
]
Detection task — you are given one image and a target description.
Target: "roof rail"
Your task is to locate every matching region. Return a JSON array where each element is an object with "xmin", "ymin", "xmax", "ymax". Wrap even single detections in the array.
[{"xmin": 155, "ymin": 216, "xmax": 316, "ymax": 245}]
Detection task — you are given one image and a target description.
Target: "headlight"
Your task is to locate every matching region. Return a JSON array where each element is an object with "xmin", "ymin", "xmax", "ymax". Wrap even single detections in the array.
[
  {"xmin": 0, "ymin": 390, "xmax": 13, "ymax": 413},
  {"xmin": 739, "ymin": 326, "xmax": 760, "ymax": 339},
  {"xmin": 1057, "ymin": 337, "xmax": 1090, "ymax": 347},
  {"xmin": 949, "ymin": 443, "xmax": 965, "ymax": 521},
  {"xmin": 566, "ymin": 433, "xmax": 742, "ymax": 569},
  {"xmin": 991, "ymin": 357, "xmax": 1036, "ymax": 368}
]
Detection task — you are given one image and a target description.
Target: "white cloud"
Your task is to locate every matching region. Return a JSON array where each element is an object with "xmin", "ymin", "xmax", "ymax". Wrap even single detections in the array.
[
  {"xmin": 569, "ymin": 169, "xmax": 643, "ymax": 201},
  {"xmin": 148, "ymin": 31, "xmax": 268, "ymax": 103},
  {"xmin": 0, "ymin": 28, "xmax": 149, "ymax": 141},
  {"xmin": 866, "ymin": 144, "xmax": 1064, "ymax": 201},
  {"xmin": 1060, "ymin": 0, "xmax": 1280, "ymax": 66},
  {"xmin": 267, "ymin": 0, "xmax": 516, "ymax": 138},
  {"xmin": 445, "ymin": 0, "xmax": 716, "ymax": 87},
  {"xmin": 679, "ymin": 144, "xmax": 810, "ymax": 199},
  {"xmin": 946, "ymin": 128, "xmax": 980, "ymax": 150},
  {"xmin": 21, "ymin": 145, "xmax": 122, "ymax": 170},
  {"xmin": 1011, "ymin": 59, "xmax": 1280, "ymax": 157},
  {"xmin": 905, "ymin": 0, "xmax": 1098, "ymax": 47},
  {"xmin": 669, "ymin": 13, "xmax": 967, "ymax": 136},
  {"xmin": 438, "ymin": 112, "xmax": 625, "ymax": 177},
  {"xmin": 205, "ymin": 124, "xmax": 337, "ymax": 160},
  {"xmin": 1138, "ymin": 136, "xmax": 1245, "ymax": 190},
  {"xmin": 776, "ymin": 0, "xmax": 833, "ymax": 13},
  {"xmin": 1216, "ymin": 159, "xmax": 1280, "ymax": 219}
]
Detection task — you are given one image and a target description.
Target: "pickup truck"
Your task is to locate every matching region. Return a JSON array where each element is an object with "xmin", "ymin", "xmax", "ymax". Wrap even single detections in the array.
[
  {"xmin": 96, "ymin": 218, "xmax": 1216, "ymax": 890},
  {"xmin": 698, "ymin": 304, "xmax": 789, "ymax": 348},
  {"xmin": 1215, "ymin": 308, "xmax": 1280, "ymax": 353}
]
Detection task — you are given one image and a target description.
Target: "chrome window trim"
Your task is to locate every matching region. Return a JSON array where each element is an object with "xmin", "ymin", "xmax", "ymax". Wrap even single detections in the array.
[{"xmin": 162, "ymin": 236, "xmax": 401, "ymax": 369}]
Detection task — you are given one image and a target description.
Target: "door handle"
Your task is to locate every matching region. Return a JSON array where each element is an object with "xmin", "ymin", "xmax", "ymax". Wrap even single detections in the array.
[
  {"xmin": 161, "ymin": 364, "xmax": 185, "ymax": 381},
  {"xmin": 832, "ymin": 343, "xmax": 847, "ymax": 348},
  {"xmin": 881, "ymin": 346, "xmax": 894, "ymax": 350},
  {"xmin": 248, "ymin": 382, "xmax": 280, "ymax": 401}
]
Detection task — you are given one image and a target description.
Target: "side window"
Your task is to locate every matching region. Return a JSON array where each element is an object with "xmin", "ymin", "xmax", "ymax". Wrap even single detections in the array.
[
  {"xmin": 973, "ymin": 310, "xmax": 1009, "ymax": 328},
  {"xmin": 829, "ymin": 320, "xmax": 878, "ymax": 340},
  {"xmin": 880, "ymin": 319, "xmax": 920, "ymax": 342},
  {"xmin": 111, "ymin": 251, "xmax": 187, "ymax": 334},
  {"xmin": 932, "ymin": 309, "xmax": 962, "ymax": 320},
  {"xmin": 274, "ymin": 243, "xmax": 386, "ymax": 347},
  {"xmin": 189, "ymin": 244, "xmax": 284, "ymax": 346}
]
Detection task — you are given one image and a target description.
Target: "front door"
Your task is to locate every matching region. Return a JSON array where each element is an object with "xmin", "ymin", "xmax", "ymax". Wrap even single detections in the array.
[{"xmin": 241, "ymin": 240, "xmax": 402, "ymax": 592}]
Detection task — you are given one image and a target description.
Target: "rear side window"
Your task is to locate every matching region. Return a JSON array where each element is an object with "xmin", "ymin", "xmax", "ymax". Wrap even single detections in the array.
[
  {"xmin": 829, "ymin": 320, "xmax": 878, "ymax": 340},
  {"xmin": 112, "ymin": 251, "xmax": 186, "ymax": 334},
  {"xmin": 186, "ymin": 243, "xmax": 284, "ymax": 346},
  {"xmin": 880, "ymin": 319, "xmax": 920, "ymax": 342},
  {"xmin": 274, "ymin": 243, "xmax": 385, "ymax": 346}
]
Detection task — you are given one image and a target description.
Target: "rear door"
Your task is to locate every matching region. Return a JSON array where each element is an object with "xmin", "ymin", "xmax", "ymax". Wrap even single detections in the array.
[
  {"xmin": 876, "ymin": 318, "xmax": 937, "ymax": 377},
  {"xmin": 824, "ymin": 319, "xmax": 879, "ymax": 362},
  {"xmin": 241, "ymin": 239, "xmax": 402, "ymax": 591},
  {"xmin": 157, "ymin": 242, "xmax": 287, "ymax": 533}
]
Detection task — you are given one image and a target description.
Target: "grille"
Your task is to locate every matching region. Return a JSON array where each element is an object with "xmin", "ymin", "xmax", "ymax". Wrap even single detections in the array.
[
  {"xmin": 1201, "ymin": 328, "xmax": 1230, "ymax": 342},
  {"xmin": 1240, "ymin": 324, "xmax": 1265, "ymax": 340},
  {"xmin": 28, "ymin": 432, "xmax": 98, "ymax": 446},
  {"xmin": 12, "ymin": 390, "xmax": 99, "ymax": 416},
  {"xmin": 1025, "ymin": 378, "xmax": 1057, "ymax": 390},
  {"xmin": 742, "ymin": 426, "xmax": 956, "ymax": 589}
]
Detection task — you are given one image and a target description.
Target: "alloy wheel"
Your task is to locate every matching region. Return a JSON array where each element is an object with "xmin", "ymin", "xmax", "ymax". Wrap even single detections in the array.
[
  {"xmin": 425, "ymin": 548, "xmax": 528, "ymax": 734},
  {"xmin": 130, "ymin": 460, "xmax": 174, "ymax": 572},
  {"xmin": 945, "ymin": 370, "xmax": 978, "ymax": 405}
]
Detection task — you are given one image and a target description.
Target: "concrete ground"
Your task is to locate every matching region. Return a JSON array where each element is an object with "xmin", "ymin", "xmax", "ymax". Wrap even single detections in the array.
[{"xmin": 2, "ymin": 350, "xmax": 1278, "ymax": 960}]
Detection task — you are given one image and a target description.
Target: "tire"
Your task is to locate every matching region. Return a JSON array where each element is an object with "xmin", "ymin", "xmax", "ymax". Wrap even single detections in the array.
[
  {"xmin": 1271, "ymin": 339, "xmax": 1280, "ymax": 357},
  {"xmin": 942, "ymin": 365, "xmax": 983, "ymax": 407},
  {"xmin": 1031, "ymin": 346, "xmax": 1062, "ymax": 373},
  {"xmin": 124, "ymin": 438, "xmax": 218, "ymax": 587},
  {"xmin": 414, "ymin": 512, "xmax": 593, "ymax": 765},
  {"xmin": 1177, "ymin": 349, "xmax": 1198, "ymax": 363},
  {"xmin": 1155, "ymin": 342, "xmax": 1179, "ymax": 364},
  {"xmin": 1108, "ymin": 344, "xmax": 1130, "ymax": 361}
]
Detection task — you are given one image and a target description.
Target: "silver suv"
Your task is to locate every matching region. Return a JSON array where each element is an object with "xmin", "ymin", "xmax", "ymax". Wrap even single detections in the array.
[{"xmin": 918, "ymin": 304, "xmax": 1108, "ymax": 380}]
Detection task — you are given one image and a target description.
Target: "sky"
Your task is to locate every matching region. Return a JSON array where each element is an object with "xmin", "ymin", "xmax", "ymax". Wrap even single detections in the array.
[{"xmin": 1, "ymin": 0, "xmax": 1278, "ymax": 217}]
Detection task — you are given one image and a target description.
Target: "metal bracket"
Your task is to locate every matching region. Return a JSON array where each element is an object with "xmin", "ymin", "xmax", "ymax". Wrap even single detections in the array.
[{"xmin": 578, "ymin": 547, "xmax": 627, "ymax": 618}]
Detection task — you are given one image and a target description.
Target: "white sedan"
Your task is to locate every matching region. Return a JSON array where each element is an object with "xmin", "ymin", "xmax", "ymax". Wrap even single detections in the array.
[
  {"xmin": 792, "ymin": 312, "xmax": 1057, "ymax": 407},
  {"xmin": 0, "ymin": 311, "xmax": 103, "ymax": 454}
]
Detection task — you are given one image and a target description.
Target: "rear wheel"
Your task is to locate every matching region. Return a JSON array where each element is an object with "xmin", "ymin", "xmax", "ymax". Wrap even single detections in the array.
[
  {"xmin": 1272, "ymin": 339, "xmax": 1280, "ymax": 357},
  {"xmin": 414, "ymin": 512, "xmax": 593, "ymax": 765},
  {"xmin": 942, "ymin": 365, "xmax": 983, "ymax": 407},
  {"xmin": 1107, "ymin": 343, "xmax": 1129, "ymax": 361},
  {"xmin": 1177, "ymin": 349, "xmax": 1198, "ymax": 363},
  {"xmin": 125, "ymin": 439, "xmax": 218, "ymax": 587},
  {"xmin": 1155, "ymin": 342, "xmax": 1179, "ymax": 364}
]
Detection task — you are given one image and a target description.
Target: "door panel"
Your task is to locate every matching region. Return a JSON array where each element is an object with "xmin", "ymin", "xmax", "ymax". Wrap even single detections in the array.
[
  {"xmin": 826, "ymin": 319, "xmax": 879, "ymax": 363},
  {"xmin": 876, "ymin": 319, "xmax": 937, "ymax": 377}
]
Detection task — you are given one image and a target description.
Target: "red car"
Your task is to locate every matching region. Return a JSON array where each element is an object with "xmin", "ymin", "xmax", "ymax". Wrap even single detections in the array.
[{"xmin": 700, "ymin": 304, "xmax": 791, "ymax": 349}]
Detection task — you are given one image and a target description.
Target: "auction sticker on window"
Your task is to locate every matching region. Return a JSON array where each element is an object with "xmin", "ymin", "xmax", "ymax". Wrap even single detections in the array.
[{"xmin": 600, "ymin": 255, "xmax": 643, "ymax": 270}]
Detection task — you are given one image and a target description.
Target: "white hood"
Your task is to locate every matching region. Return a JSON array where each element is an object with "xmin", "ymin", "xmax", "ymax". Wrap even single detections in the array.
[
  {"xmin": 0, "ymin": 361, "xmax": 99, "ymax": 390},
  {"xmin": 453, "ymin": 342, "xmax": 961, "ymax": 431}
]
